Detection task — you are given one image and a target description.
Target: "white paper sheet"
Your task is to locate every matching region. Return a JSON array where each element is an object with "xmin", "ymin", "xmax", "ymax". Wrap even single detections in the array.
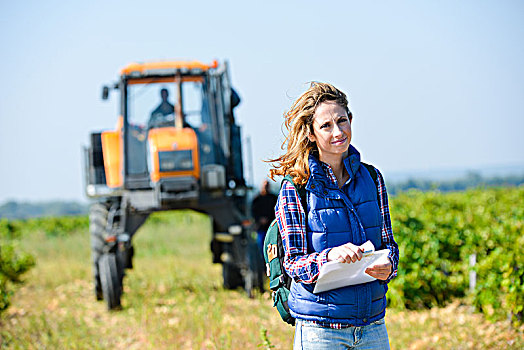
[{"xmin": 313, "ymin": 248, "xmax": 390, "ymax": 293}]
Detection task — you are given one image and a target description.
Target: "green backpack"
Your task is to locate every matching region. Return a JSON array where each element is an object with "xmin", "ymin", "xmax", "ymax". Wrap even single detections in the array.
[
  {"xmin": 263, "ymin": 175, "xmax": 306, "ymax": 326},
  {"xmin": 262, "ymin": 164, "xmax": 378, "ymax": 325}
]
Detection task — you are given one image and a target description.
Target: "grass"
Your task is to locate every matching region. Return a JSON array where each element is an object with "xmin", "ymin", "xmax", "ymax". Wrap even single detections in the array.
[{"xmin": 1, "ymin": 211, "xmax": 523, "ymax": 349}]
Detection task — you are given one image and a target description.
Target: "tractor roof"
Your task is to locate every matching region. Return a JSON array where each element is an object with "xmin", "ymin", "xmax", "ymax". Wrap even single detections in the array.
[{"xmin": 120, "ymin": 60, "xmax": 219, "ymax": 78}]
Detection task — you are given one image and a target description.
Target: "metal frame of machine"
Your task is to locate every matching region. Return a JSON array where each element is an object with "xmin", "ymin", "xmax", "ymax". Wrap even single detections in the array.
[{"xmin": 83, "ymin": 60, "xmax": 263, "ymax": 310}]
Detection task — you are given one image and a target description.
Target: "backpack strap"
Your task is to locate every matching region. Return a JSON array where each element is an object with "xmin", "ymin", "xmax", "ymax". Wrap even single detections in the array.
[
  {"xmin": 282, "ymin": 175, "xmax": 307, "ymax": 214},
  {"xmin": 361, "ymin": 162, "xmax": 379, "ymax": 203}
]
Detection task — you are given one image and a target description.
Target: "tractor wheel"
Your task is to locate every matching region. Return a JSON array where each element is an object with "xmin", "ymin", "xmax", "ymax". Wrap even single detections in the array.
[
  {"xmin": 98, "ymin": 253, "xmax": 122, "ymax": 310},
  {"xmin": 222, "ymin": 263, "xmax": 243, "ymax": 290},
  {"xmin": 244, "ymin": 269, "xmax": 254, "ymax": 298},
  {"xmin": 89, "ymin": 202, "xmax": 110, "ymax": 301},
  {"xmin": 246, "ymin": 235, "xmax": 266, "ymax": 296}
]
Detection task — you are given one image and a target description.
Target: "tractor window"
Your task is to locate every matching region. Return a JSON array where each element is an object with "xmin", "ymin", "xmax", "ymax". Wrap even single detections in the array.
[
  {"xmin": 182, "ymin": 82, "xmax": 204, "ymax": 128},
  {"xmin": 127, "ymin": 81, "xmax": 205, "ymax": 130},
  {"xmin": 128, "ymin": 83, "xmax": 177, "ymax": 129},
  {"xmin": 126, "ymin": 80, "xmax": 217, "ymax": 171}
]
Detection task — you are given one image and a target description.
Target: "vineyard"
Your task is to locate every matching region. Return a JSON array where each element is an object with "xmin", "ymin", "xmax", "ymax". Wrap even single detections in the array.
[
  {"xmin": 0, "ymin": 186, "xmax": 523, "ymax": 348},
  {"xmin": 389, "ymin": 186, "xmax": 523, "ymax": 325}
]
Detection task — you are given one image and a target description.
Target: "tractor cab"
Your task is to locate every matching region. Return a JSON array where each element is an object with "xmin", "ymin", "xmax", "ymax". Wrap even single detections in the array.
[{"xmin": 87, "ymin": 60, "xmax": 245, "ymax": 209}]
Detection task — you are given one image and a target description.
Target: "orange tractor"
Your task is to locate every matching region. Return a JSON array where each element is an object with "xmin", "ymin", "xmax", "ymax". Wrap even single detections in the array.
[{"xmin": 83, "ymin": 60, "xmax": 264, "ymax": 309}]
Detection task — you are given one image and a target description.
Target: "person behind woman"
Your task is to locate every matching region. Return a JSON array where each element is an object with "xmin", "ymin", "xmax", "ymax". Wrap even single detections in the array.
[{"xmin": 268, "ymin": 82, "xmax": 399, "ymax": 349}]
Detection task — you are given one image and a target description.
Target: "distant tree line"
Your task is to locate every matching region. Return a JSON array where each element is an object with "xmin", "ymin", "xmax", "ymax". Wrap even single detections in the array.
[
  {"xmin": 386, "ymin": 171, "xmax": 524, "ymax": 195},
  {"xmin": 0, "ymin": 201, "xmax": 88, "ymax": 220},
  {"xmin": 1, "ymin": 172, "xmax": 523, "ymax": 219}
]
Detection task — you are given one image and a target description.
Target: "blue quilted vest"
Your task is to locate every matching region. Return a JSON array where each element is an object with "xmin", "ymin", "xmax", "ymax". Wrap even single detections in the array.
[{"xmin": 288, "ymin": 146, "xmax": 388, "ymax": 326}]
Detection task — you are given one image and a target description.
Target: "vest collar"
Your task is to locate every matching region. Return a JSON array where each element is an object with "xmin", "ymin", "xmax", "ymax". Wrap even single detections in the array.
[
  {"xmin": 344, "ymin": 145, "xmax": 362, "ymax": 182},
  {"xmin": 307, "ymin": 145, "xmax": 362, "ymax": 191}
]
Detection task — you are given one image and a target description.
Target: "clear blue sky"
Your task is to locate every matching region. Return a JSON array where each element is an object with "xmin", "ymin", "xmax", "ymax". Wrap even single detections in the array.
[{"xmin": 1, "ymin": 0, "xmax": 523, "ymax": 202}]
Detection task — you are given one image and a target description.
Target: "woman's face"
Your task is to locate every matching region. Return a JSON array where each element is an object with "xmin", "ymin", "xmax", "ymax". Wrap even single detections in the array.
[{"xmin": 308, "ymin": 101, "xmax": 351, "ymax": 162}]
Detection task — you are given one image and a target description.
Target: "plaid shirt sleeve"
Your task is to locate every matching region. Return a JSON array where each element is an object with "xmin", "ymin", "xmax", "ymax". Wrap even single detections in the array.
[
  {"xmin": 375, "ymin": 168, "xmax": 399, "ymax": 282},
  {"xmin": 275, "ymin": 181, "xmax": 330, "ymax": 284}
]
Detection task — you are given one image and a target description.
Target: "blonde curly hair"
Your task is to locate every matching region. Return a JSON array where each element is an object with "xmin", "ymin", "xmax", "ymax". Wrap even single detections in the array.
[{"xmin": 268, "ymin": 82, "xmax": 351, "ymax": 185}]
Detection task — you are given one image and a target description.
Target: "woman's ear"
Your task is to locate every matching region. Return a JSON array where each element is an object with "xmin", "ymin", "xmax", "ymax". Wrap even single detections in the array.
[{"xmin": 307, "ymin": 131, "xmax": 316, "ymax": 143}]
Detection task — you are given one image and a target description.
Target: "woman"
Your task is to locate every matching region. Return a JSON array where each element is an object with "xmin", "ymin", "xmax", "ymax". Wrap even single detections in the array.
[{"xmin": 269, "ymin": 82, "xmax": 399, "ymax": 349}]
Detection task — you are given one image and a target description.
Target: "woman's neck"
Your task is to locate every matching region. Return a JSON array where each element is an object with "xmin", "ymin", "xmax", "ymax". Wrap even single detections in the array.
[{"xmin": 319, "ymin": 153, "xmax": 348, "ymax": 188}]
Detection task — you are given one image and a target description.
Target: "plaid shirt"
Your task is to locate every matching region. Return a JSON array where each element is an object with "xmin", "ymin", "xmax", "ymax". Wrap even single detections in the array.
[{"xmin": 275, "ymin": 162, "xmax": 399, "ymax": 329}]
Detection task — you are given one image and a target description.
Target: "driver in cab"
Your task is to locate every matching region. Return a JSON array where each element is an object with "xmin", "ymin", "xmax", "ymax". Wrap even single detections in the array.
[{"xmin": 149, "ymin": 88, "xmax": 176, "ymax": 128}]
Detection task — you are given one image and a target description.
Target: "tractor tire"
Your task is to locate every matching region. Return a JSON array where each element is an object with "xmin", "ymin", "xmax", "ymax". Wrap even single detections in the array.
[
  {"xmin": 247, "ymin": 236, "xmax": 266, "ymax": 296},
  {"xmin": 244, "ymin": 269, "xmax": 254, "ymax": 298},
  {"xmin": 222, "ymin": 263, "xmax": 243, "ymax": 290},
  {"xmin": 89, "ymin": 202, "xmax": 110, "ymax": 301},
  {"xmin": 98, "ymin": 253, "xmax": 122, "ymax": 310}
]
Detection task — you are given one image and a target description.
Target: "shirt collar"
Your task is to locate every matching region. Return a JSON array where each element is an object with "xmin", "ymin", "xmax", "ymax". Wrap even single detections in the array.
[{"xmin": 308, "ymin": 145, "xmax": 362, "ymax": 188}]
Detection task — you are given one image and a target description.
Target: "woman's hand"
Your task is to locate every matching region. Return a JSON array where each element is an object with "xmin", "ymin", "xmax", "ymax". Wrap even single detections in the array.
[
  {"xmin": 327, "ymin": 242, "xmax": 363, "ymax": 263},
  {"xmin": 365, "ymin": 261, "xmax": 392, "ymax": 281}
]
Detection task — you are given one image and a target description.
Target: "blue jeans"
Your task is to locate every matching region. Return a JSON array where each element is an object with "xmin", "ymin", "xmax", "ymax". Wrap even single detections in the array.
[{"xmin": 293, "ymin": 318, "xmax": 390, "ymax": 350}]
